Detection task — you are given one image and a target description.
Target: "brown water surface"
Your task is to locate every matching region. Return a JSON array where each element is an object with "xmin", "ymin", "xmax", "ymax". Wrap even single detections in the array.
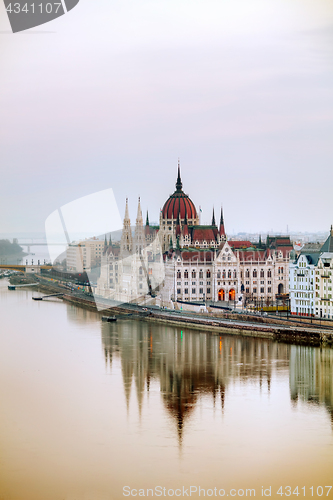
[{"xmin": 0, "ymin": 280, "xmax": 332, "ymax": 500}]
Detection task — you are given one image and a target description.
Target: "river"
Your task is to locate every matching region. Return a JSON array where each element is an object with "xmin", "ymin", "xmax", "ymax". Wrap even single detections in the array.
[{"xmin": 0, "ymin": 279, "xmax": 332, "ymax": 500}]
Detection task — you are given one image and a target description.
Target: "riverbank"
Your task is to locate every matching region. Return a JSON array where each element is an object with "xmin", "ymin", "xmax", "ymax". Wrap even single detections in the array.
[{"xmin": 9, "ymin": 275, "xmax": 333, "ymax": 346}]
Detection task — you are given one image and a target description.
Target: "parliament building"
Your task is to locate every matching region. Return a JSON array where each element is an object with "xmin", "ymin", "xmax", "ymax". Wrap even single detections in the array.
[{"xmin": 96, "ymin": 163, "xmax": 292, "ymax": 308}]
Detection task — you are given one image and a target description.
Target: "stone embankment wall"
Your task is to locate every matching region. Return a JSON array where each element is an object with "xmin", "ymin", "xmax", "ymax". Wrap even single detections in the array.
[{"xmin": 12, "ymin": 276, "xmax": 333, "ymax": 347}]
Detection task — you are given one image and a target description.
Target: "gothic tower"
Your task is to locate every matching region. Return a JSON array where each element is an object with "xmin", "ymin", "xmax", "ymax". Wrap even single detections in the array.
[
  {"xmin": 120, "ymin": 198, "xmax": 133, "ymax": 255},
  {"xmin": 134, "ymin": 197, "xmax": 145, "ymax": 254}
]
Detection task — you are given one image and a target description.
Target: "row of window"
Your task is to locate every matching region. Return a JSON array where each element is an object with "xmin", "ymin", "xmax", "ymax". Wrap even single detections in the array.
[
  {"xmin": 177, "ymin": 270, "xmax": 238, "ymax": 279},
  {"xmin": 245, "ymin": 287, "xmax": 272, "ymax": 294},
  {"xmin": 176, "ymin": 268, "xmax": 284, "ymax": 280},
  {"xmin": 178, "ymin": 288, "xmax": 211, "ymax": 295},
  {"xmin": 245, "ymin": 269, "xmax": 273, "ymax": 278},
  {"xmin": 177, "ymin": 270, "xmax": 211, "ymax": 278}
]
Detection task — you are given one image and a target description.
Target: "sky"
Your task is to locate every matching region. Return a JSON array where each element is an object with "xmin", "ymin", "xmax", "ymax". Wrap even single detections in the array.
[{"xmin": 1, "ymin": 0, "xmax": 333, "ymax": 236}]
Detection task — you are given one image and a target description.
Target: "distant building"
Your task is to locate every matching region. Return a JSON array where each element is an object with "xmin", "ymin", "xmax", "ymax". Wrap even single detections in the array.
[
  {"xmin": 66, "ymin": 238, "xmax": 105, "ymax": 272},
  {"xmin": 289, "ymin": 251, "xmax": 318, "ymax": 317},
  {"xmin": 289, "ymin": 227, "xmax": 333, "ymax": 318},
  {"xmin": 315, "ymin": 228, "xmax": 333, "ymax": 319}
]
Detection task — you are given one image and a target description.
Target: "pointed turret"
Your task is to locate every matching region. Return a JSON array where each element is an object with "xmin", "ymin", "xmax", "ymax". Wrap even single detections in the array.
[
  {"xmin": 175, "ymin": 159, "xmax": 183, "ymax": 191},
  {"xmin": 120, "ymin": 198, "xmax": 133, "ymax": 254},
  {"xmin": 182, "ymin": 210, "xmax": 189, "ymax": 237},
  {"xmin": 124, "ymin": 197, "xmax": 130, "ymax": 221},
  {"xmin": 104, "ymin": 234, "xmax": 107, "ymax": 247},
  {"xmin": 134, "ymin": 197, "xmax": 145, "ymax": 254},
  {"xmin": 175, "ymin": 211, "xmax": 181, "ymax": 237},
  {"xmin": 212, "ymin": 208, "xmax": 216, "ymax": 227},
  {"xmin": 145, "ymin": 210, "xmax": 150, "ymax": 237},
  {"xmin": 136, "ymin": 197, "xmax": 143, "ymax": 225},
  {"xmin": 320, "ymin": 225, "xmax": 333, "ymax": 253},
  {"xmin": 108, "ymin": 234, "xmax": 112, "ymax": 247},
  {"xmin": 219, "ymin": 207, "xmax": 226, "ymax": 239}
]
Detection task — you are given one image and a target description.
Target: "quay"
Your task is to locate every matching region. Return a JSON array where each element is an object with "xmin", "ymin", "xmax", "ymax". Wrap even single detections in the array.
[
  {"xmin": 63, "ymin": 293, "xmax": 333, "ymax": 346},
  {"xmin": 7, "ymin": 275, "xmax": 333, "ymax": 346}
]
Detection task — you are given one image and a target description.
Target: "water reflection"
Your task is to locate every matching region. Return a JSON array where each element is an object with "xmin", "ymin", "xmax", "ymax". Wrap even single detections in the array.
[
  {"xmin": 101, "ymin": 322, "xmax": 292, "ymax": 440},
  {"xmin": 290, "ymin": 345, "xmax": 333, "ymax": 423}
]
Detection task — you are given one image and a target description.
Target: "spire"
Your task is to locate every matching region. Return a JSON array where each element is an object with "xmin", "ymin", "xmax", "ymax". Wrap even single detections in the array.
[
  {"xmin": 146, "ymin": 211, "xmax": 149, "ymax": 226},
  {"xmin": 331, "ymin": 224, "xmax": 333, "ymax": 236},
  {"xmin": 121, "ymin": 198, "xmax": 133, "ymax": 253},
  {"xmin": 176, "ymin": 159, "xmax": 183, "ymax": 191},
  {"xmin": 104, "ymin": 234, "xmax": 107, "ymax": 247},
  {"xmin": 109, "ymin": 233, "xmax": 112, "ymax": 246},
  {"xmin": 183, "ymin": 210, "xmax": 189, "ymax": 237},
  {"xmin": 135, "ymin": 197, "xmax": 144, "ymax": 254},
  {"xmin": 176, "ymin": 211, "xmax": 181, "ymax": 237},
  {"xmin": 136, "ymin": 197, "xmax": 143, "ymax": 225},
  {"xmin": 219, "ymin": 206, "xmax": 226, "ymax": 238},
  {"xmin": 212, "ymin": 208, "xmax": 216, "ymax": 226},
  {"xmin": 124, "ymin": 198, "xmax": 130, "ymax": 221}
]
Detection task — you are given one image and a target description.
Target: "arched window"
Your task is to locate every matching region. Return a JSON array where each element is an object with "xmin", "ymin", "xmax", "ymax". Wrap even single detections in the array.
[
  {"xmin": 233, "ymin": 270, "xmax": 237, "ymax": 279},
  {"xmin": 253, "ymin": 269, "xmax": 257, "ymax": 278},
  {"xmin": 217, "ymin": 271, "xmax": 221, "ymax": 279},
  {"xmin": 192, "ymin": 270, "xmax": 196, "ymax": 278},
  {"xmin": 260, "ymin": 269, "xmax": 264, "ymax": 278},
  {"xmin": 177, "ymin": 270, "xmax": 181, "ymax": 279},
  {"xmin": 222, "ymin": 269, "xmax": 226, "ymax": 278},
  {"xmin": 245, "ymin": 269, "xmax": 250, "ymax": 278},
  {"xmin": 199, "ymin": 270, "xmax": 203, "ymax": 278},
  {"xmin": 267, "ymin": 269, "xmax": 271, "ymax": 278},
  {"xmin": 206, "ymin": 270, "xmax": 211, "ymax": 278},
  {"xmin": 228, "ymin": 270, "xmax": 231, "ymax": 278},
  {"xmin": 281, "ymin": 267, "xmax": 283, "ymax": 274},
  {"xmin": 184, "ymin": 270, "xmax": 189, "ymax": 278}
]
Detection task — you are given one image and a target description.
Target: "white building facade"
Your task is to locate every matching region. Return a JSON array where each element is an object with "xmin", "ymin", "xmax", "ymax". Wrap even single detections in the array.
[{"xmin": 289, "ymin": 227, "xmax": 333, "ymax": 318}]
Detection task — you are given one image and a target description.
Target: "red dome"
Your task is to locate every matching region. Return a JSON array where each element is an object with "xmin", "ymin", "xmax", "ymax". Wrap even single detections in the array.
[{"xmin": 161, "ymin": 166, "xmax": 197, "ymax": 221}]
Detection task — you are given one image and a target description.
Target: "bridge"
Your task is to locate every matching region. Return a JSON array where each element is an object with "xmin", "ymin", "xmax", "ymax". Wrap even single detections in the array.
[{"xmin": 0, "ymin": 264, "xmax": 53, "ymax": 273}]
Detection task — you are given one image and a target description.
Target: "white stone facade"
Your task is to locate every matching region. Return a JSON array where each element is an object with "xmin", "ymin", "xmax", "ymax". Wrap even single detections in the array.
[
  {"xmin": 289, "ymin": 253, "xmax": 316, "ymax": 317},
  {"xmin": 289, "ymin": 227, "xmax": 333, "ymax": 318},
  {"xmin": 161, "ymin": 240, "xmax": 291, "ymax": 307}
]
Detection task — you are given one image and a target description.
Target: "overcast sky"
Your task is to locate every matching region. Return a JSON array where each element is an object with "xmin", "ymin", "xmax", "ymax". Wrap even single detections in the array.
[{"xmin": 1, "ymin": 0, "xmax": 333, "ymax": 236}]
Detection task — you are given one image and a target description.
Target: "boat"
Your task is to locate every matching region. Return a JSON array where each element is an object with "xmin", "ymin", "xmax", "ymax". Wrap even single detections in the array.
[{"xmin": 102, "ymin": 316, "xmax": 117, "ymax": 322}]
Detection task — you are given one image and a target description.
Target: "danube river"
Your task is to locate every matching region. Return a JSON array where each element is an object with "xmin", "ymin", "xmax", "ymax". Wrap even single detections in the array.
[{"xmin": 0, "ymin": 280, "xmax": 332, "ymax": 500}]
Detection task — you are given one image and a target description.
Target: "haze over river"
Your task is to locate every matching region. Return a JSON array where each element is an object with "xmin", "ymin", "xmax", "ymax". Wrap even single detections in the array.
[{"xmin": 0, "ymin": 279, "xmax": 333, "ymax": 500}]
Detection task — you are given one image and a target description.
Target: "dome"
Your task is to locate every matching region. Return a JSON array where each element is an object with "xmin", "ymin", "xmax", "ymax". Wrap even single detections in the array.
[{"xmin": 162, "ymin": 166, "xmax": 197, "ymax": 221}]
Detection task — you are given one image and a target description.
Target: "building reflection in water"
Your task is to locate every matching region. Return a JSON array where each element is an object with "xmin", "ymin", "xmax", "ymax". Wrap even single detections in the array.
[
  {"xmin": 101, "ymin": 321, "xmax": 292, "ymax": 441},
  {"xmin": 290, "ymin": 345, "xmax": 333, "ymax": 424}
]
